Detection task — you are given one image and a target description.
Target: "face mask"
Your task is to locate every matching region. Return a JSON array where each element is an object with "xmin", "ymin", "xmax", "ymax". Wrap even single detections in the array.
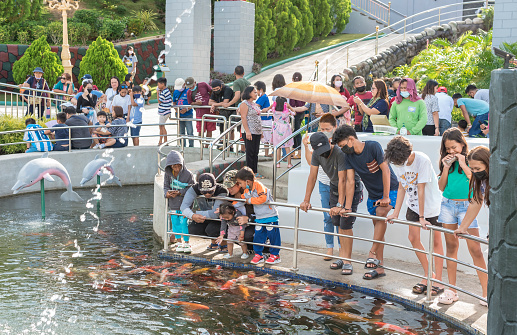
[
  {"xmin": 320, "ymin": 150, "xmax": 331, "ymax": 159},
  {"xmin": 334, "ymin": 81, "xmax": 343, "ymax": 88},
  {"xmin": 246, "ymin": 184, "xmax": 251, "ymax": 190},
  {"xmin": 178, "ymin": 88, "xmax": 185, "ymax": 92},
  {"xmin": 341, "ymin": 144, "xmax": 355, "ymax": 155},
  {"xmin": 400, "ymin": 91, "xmax": 410, "ymax": 98},
  {"xmin": 134, "ymin": 94, "xmax": 141, "ymax": 99},
  {"xmin": 322, "ymin": 130, "xmax": 334, "ymax": 140},
  {"xmin": 473, "ymin": 170, "xmax": 488, "ymax": 180},
  {"xmin": 128, "ymin": 51, "xmax": 133, "ymax": 55},
  {"xmin": 356, "ymin": 85, "xmax": 366, "ymax": 93},
  {"xmin": 87, "ymin": 88, "xmax": 93, "ymax": 93}
]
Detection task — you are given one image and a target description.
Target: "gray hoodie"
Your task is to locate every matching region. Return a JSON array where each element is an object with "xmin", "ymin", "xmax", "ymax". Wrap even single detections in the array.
[{"xmin": 163, "ymin": 151, "xmax": 195, "ymax": 210}]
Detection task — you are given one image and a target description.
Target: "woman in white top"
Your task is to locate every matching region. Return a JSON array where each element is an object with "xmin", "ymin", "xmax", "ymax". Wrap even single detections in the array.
[
  {"xmin": 122, "ymin": 46, "xmax": 138, "ymax": 80},
  {"xmin": 421, "ymin": 79, "xmax": 440, "ymax": 136},
  {"xmin": 105, "ymin": 76, "xmax": 120, "ymax": 112}
]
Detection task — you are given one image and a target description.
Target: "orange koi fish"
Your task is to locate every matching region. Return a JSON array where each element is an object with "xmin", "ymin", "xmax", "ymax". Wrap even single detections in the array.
[
  {"xmin": 23, "ymin": 232, "xmax": 53, "ymax": 236},
  {"xmin": 373, "ymin": 322, "xmax": 417, "ymax": 335},
  {"xmin": 319, "ymin": 289, "xmax": 346, "ymax": 297},
  {"xmin": 278, "ymin": 300, "xmax": 297, "ymax": 312},
  {"xmin": 238, "ymin": 285, "xmax": 250, "ymax": 300},
  {"xmin": 317, "ymin": 310, "xmax": 369, "ymax": 322},
  {"xmin": 191, "ymin": 267, "xmax": 210, "ymax": 275},
  {"xmin": 221, "ymin": 279, "xmax": 237, "ymax": 290},
  {"xmin": 169, "ymin": 301, "xmax": 209, "ymax": 310}
]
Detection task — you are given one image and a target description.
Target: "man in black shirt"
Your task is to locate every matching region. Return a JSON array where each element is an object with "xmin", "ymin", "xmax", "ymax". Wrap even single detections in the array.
[
  {"xmin": 64, "ymin": 106, "xmax": 92, "ymax": 149},
  {"xmin": 209, "ymin": 79, "xmax": 236, "ymax": 139}
]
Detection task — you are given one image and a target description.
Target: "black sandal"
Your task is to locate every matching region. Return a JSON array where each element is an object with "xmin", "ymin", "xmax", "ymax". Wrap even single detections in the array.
[
  {"xmin": 431, "ymin": 286, "xmax": 444, "ymax": 296},
  {"xmin": 412, "ymin": 283, "xmax": 427, "ymax": 294},
  {"xmin": 330, "ymin": 260, "xmax": 344, "ymax": 270},
  {"xmin": 363, "ymin": 269, "xmax": 386, "ymax": 280},
  {"xmin": 364, "ymin": 258, "xmax": 381, "ymax": 269},
  {"xmin": 342, "ymin": 263, "xmax": 353, "ymax": 275}
]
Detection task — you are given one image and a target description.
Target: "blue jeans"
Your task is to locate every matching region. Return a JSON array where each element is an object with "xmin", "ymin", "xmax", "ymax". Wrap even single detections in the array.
[
  {"xmin": 439, "ymin": 119, "xmax": 451, "ymax": 135},
  {"xmin": 180, "ymin": 120, "xmax": 194, "ymax": 147},
  {"xmin": 319, "ymin": 181, "xmax": 339, "ymax": 249},
  {"xmin": 469, "ymin": 112, "xmax": 489, "ymax": 138},
  {"xmin": 253, "ymin": 221, "xmax": 281, "ymax": 256}
]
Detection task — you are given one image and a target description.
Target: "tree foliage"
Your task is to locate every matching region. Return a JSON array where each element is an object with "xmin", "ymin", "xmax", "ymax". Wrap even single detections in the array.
[
  {"xmin": 79, "ymin": 36, "xmax": 127, "ymax": 91},
  {"xmin": 329, "ymin": 0, "xmax": 351, "ymax": 34},
  {"xmin": 12, "ymin": 35, "xmax": 64, "ymax": 85},
  {"xmin": 274, "ymin": 0, "xmax": 299, "ymax": 56},
  {"xmin": 250, "ymin": 0, "xmax": 276, "ymax": 63},
  {"xmin": 291, "ymin": 0, "xmax": 313, "ymax": 47},
  {"xmin": 311, "ymin": 0, "xmax": 333, "ymax": 37}
]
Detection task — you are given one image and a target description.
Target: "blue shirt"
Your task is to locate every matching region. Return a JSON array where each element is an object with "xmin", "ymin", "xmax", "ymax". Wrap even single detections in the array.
[
  {"xmin": 52, "ymin": 123, "xmax": 69, "ymax": 146},
  {"xmin": 457, "ymin": 98, "xmax": 489, "ymax": 116},
  {"xmin": 23, "ymin": 124, "xmax": 53, "ymax": 152},
  {"xmin": 173, "ymin": 89, "xmax": 193, "ymax": 118},
  {"xmin": 158, "ymin": 88, "xmax": 172, "ymax": 115},
  {"xmin": 130, "ymin": 96, "xmax": 145, "ymax": 124},
  {"xmin": 256, "ymin": 94, "xmax": 271, "ymax": 120},
  {"xmin": 364, "ymin": 99, "xmax": 389, "ymax": 132},
  {"xmin": 344, "ymin": 141, "xmax": 398, "ymax": 199}
]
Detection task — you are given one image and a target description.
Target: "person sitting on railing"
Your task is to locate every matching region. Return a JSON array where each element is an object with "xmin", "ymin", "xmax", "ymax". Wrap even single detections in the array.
[
  {"xmin": 97, "ymin": 106, "xmax": 128, "ymax": 149},
  {"xmin": 215, "ymin": 203, "xmax": 249, "ymax": 260},
  {"xmin": 21, "ymin": 67, "xmax": 51, "ymax": 119},
  {"xmin": 52, "ymin": 73, "xmax": 74, "ymax": 112},
  {"xmin": 235, "ymin": 167, "xmax": 281, "ymax": 265},
  {"xmin": 186, "ymin": 77, "xmax": 214, "ymax": 144},
  {"xmin": 92, "ymin": 110, "xmax": 111, "ymax": 149},
  {"xmin": 180, "ymin": 173, "xmax": 229, "ymax": 252},
  {"xmin": 334, "ymin": 125, "xmax": 399, "ymax": 280},
  {"xmin": 384, "ymin": 136, "xmax": 445, "ymax": 297},
  {"xmin": 64, "ymin": 106, "xmax": 92, "ymax": 150},
  {"xmin": 435, "ymin": 129, "xmax": 487, "ymax": 305},
  {"xmin": 23, "ymin": 118, "xmax": 53, "ymax": 153},
  {"xmin": 173, "ymin": 78, "xmax": 194, "ymax": 148},
  {"xmin": 164, "ymin": 150, "xmax": 195, "ymax": 254},
  {"xmin": 300, "ymin": 128, "xmax": 362, "ymax": 275},
  {"xmin": 44, "ymin": 112, "xmax": 69, "ymax": 151}
]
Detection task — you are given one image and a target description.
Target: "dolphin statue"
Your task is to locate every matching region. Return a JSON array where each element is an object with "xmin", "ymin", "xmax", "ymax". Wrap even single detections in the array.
[
  {"xmin": 11, "ymin": 152, "xmax": 83, "ymax": 202},
  {"xmin": 80, "ymin": 154, "xmax": 122, "ymax": 187}
]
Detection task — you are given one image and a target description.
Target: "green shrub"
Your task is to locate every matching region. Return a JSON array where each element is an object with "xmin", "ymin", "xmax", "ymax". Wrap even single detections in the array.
[
  {"xmin": 69, "ymin": 22, "xmax": 91, "ymax": 45},
  {"xmin": 0, "ymin": 26, "xmax": 10, "ymax": 43},
  {"xmin": 311, "ymin": 0, "xmax": 333, "ymax": 37},
  {"xmin": 17, "ymin": 31, "xmax": 30, "ymax": 45},
  {"xmin": 250, "ymin": 0, "xmax": 276, "ymax": 63},
  {"xmin": 478, "ymin": 6, "xmax": 494, "ymax": 31},
  {"xmin": 291, "ymin": 0, "xmax": 313, "ymax": 47},
  {"xmin": 32, "ymin": 25, "xmax": 48, "ymax": 41},
  {"xmin": 79, "ymin": 36, "xmax": 128, "ymax": 90},
  {"xmin": 329, "ymin": 0, "xmax": 352, "ymax": 33},
  {"xmin": 127, "ymin": 18, "xmax": 144, "ymax": 36},
  {"xmin": 115, "ymin": 5, "xmax": 128, "ymax": 16},
  {"xmin": 130, "ymin": 10, "xmax": 159, "ymax": 31},
  {"xmin": 73, "ymin": 9, "xmax": 100, "ymax": 35},
  {"xmin": 46, "ymin": 21, "xmax": 63, "ymax": 45},
  {"xmin": 12, "ymin": 35, "xmax": 64, "ymax": 85},
  {"xmin": 99, "ymin": 19, "xmax": 126, "ymax": 41},
  {"xmin": 274, "ymin": 0, "xmax": 299, "ymax": 56},
  {"xmin": 0, "ymin": 115, "xmax": 49, "ymax": 155}
]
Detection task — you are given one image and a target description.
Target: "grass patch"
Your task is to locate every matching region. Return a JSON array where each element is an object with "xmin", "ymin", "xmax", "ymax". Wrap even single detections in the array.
[{"xmin": 261, "ymin": 33, "xmax": 368, "ymax": 67}]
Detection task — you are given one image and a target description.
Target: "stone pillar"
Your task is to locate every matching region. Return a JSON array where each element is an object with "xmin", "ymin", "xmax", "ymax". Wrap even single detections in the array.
[
  {"xmin": 487, "ymin": 69, "xmax": 517, "ymax": 335},
  {"xmin": 213, "ymin": 1, "xmax": 255, "ymax": 75},
  {"xmin": 492, "ymin": 0, "xmax": 517, "ymax": 48},
  {"xmin": 164, "ymin": 0, "xmax": 211, "ymax": 84}
]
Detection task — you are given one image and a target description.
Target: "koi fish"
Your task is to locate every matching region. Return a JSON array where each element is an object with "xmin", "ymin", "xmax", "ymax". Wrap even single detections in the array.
[
  {"xmin": 373, "ymin": 322, "xmax": 417, "ymax": 335},
  {"xmin": 164, "ymin": 300, "xmax": 209, "ymax": 310},
  {"xmin": 23, "ymin": 232, "xmax": 53, "ymax": 236},
  {"xmin": 129, "ymin": 215, "xmax": 138, "ymax": 223},
  {"xmin": 96, "ymin": 230, "xmax": 108, "ymax": 236},
  {"xmin": 185, "ymin": 310, "xmax": 201, "ymax": 322},
  {"xmin": 191, "ymin": 267, "xmax": 210, "ymax": 275},
  {"xmin": 317, "ymin": 310, "xmax": 369, "ymax": 322},
  {"xmin": 238, "ymin": 285, "xmax": 250, "ymax": 300},
  {"xmin": 141, "ymin": 262, "xmax": 178, "ymax": 270},
  {"xmin": 221, "ymin": 279, "xmax": 237, "ymax": 290},
  {"xmin": 120, "ymin": 259, "xmax": 136, "ymax": 268},
  {"xmin": 278, "ymin": 300, "xmax": 297, "ymax": 312},
  {"xmin": 320, "ymin": 289, "xmax": 346, "ymax": 297}
]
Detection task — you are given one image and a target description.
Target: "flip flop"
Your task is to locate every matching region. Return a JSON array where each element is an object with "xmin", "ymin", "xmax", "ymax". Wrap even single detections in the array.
[
  {"xmin": 330, "ymin": 259, "xmax": 344, "ymax": 270},
  {"xmin": 341, "ymin": 263, "xmax": 353, "ymax": 275},
  {"xmin": 364, "ymin": 257, "xmax": 381, "ymax": 269},
  {"xmin": 206, "ymin": 243, "xmax": 219, "ymax": 250},
  {"xmin": 323, "ymin": 256, "xmax": 333, "ymax": 261},
  {"xmin": 363, "ymin": 269, "xmax": 386, "ymax": 280},
  {"xmin": 413, "ymin": 283, "xmax": 427, "ymax": 294},
  {"xmin": 431, "ymin": 286, "xmax": 444, "ymax": 296}
]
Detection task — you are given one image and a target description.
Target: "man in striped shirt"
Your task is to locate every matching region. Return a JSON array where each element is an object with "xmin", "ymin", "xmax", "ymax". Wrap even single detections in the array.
[
  {"xmin": 23, "ymin": 118, "xmax": 53, "ymax": 153},
  {"xmin": 157, "ymin": 77, "xmax": 172, "ymax": 145}
]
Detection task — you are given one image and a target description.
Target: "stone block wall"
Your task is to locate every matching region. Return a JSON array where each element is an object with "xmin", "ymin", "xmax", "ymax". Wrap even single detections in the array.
[
  {"xmin": 492, "ymin": 0, "xmax": 517, "ymax": 48},
  {"xmin": 0, "ymin": 37, "xmax": 164, "ymax": 87},
  {"xmin": 341, "ymin": 18, "xmax": 485, "ymax": 91},
  {"xmin": 213, "ymin": 1, "xmax": 255, "ymax": 75}
]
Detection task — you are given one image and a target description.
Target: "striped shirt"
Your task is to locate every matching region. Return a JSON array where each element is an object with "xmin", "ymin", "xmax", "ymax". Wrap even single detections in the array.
[
  {"xmin": 23, "ymin": 124, "xmax": 53, "ymax": 151},
  {"xmin": 158, "ymin": 88, "xmax": 172, "ymax": 116}
]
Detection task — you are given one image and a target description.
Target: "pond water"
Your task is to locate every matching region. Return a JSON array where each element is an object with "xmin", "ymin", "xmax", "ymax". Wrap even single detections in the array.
[{"xmin": 0, "ymin": 186, "xmax": 465, "ymax": 334}]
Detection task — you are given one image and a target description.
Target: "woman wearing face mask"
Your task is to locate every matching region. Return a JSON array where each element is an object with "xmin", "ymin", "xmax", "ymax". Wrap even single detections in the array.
[
  {"xmin": 330, "ymin": 74, "xmax": 350, "ymax": 100},
  {"xmin": 122, "ymin": 46, "xmax": 138, "ymax": 81},
  {"xmin": 354, "ymin": 79, "xmax": 389, "ymax": 133},
  {"xmin": 76, "ymin": 81, "xmax": 98, "ymax": 125},
  {"xmin": 388, "ymin": 78, "xmax": 427, "ymax": 135}
]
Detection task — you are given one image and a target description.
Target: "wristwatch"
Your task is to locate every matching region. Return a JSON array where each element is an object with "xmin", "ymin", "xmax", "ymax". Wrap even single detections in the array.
[{"xmin": 336, "ymin": 202, "xmax": 342, "ymax": 208}]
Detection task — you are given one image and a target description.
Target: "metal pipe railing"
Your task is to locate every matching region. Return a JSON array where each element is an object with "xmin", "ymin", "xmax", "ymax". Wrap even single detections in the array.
[{"xmin": 162, "ymin": 195, "xmax": 488, "ymax": 304}]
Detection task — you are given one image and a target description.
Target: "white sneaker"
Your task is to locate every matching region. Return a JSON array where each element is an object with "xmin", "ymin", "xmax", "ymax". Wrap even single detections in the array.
[
  {"xmin": 223, "ymin": 253, "xmax": 233, "ymax": 259},
  {"xmin": 99, "ymin": 143, "xmax": 106, "ymax": 149},
  {"xmin": 183, "ymin": 243, "xmax": 192, "ymax": 254},
  {"xmin": 240, "ymin": 253, "xmax": 250, "ymax": 260},
  {"xmin": 92, "ymin": 143, "xmax": 100, "ymax": 149},
  {"xmin": 175, "ymin": 243, "xmax": 185, "ymax": 253}
]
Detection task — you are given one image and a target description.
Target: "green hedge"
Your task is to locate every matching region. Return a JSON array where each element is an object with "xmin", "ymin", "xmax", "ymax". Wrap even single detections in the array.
[{"xmin": 0, "ymin": 115, "xmax": 50, "ymax": 155}]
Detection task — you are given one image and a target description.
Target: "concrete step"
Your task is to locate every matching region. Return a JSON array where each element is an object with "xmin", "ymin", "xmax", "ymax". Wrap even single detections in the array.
[
  {"xmin": 261, "ymin": 178, "xmax": 288, "ymax": 202},
  {"xmin": 256, "ymin": 157, "xmax": 302, "ymax": 183}
]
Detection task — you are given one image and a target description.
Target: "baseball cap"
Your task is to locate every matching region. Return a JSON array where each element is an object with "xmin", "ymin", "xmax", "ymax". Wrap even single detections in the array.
[
  {"xmin": 198, "ymin": 173, "xmax": 217, "ymax": 193},
  {"xmin": 185, "ymin": 77, "xmax": 195, "ymax": 89},
  {"xmin": 81, "ymin": 74, "xmax": 92, "ymax": 80},
  {"xmin": 437, "ymin": 86, "xmax": 447, "ymax": 93},
  {"xmin": 310, "ymin": 132, "xmax": 331, "ymax": 156},
  {"xmin": 223, "ymin": 170, "xmax": 238, "ymax": 189},
  {"xmin": 174, "ymin": 78, "xmax": 185, "ymax": 90}
]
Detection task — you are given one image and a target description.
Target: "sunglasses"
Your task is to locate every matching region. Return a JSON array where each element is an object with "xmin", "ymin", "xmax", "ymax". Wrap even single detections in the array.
[{"xmin": 120, "ymin": 85, "xmax": 128, "ymax": 89}]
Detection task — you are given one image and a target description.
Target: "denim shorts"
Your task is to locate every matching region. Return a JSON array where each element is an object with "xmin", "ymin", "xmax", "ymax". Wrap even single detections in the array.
[
  {"xmin": 438, "ymin": 198, "xmax": 479, "ymax": 229},
  {"xmin": 366, "ymin": 189, "xmax": 398, "ymax": 216}
]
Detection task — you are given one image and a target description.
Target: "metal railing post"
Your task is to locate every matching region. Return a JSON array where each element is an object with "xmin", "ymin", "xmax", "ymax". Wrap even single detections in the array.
[
  {"xmin": 404, "ymin": 18, "xmax": 407, "ymax": 40},
  {"xmin": 426, "ymin": 228, "xmax": 435, "ymax": 303},
  {"xmin": 375, "ymin": 26, "xmax": 379, "ymax": 55},
  {"xmin": 388, "ymin": 1, "xmax": 391, "ymax": 26},
  {"xmin": 292, "ymin": 206, "xmax": 300, "ymax": 272},
  {"xmin": 272, "ymin": 146, "xmax": 278, "ymax": 200},
  {"xmin": 438, "ymin": 8, "xmax": 441, "ymax": 25},
  {"xmin": 347, "ymin": 47, "xmax": 349, "ymax": 68},
  {"xmin": 164, "ymin": 199, "xmax": 169, "ymax": 250},
  {"xmin": 68, "ymin": 127, "xmax": 72, "ymax": 152},
  {"xmin": 200, "ymin": 116, "xmax": 206, "ymax": 160}
]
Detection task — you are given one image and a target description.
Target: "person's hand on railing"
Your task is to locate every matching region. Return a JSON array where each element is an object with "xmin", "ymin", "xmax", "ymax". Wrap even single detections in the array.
[
  {"xmin": 340, "ymin": 208, "xmax": 352, "ymax": 217},
  {"xmin": 454, "ymin": 226, "xmax": 469, "ymax": 239},
  {"xmin": 329, "ymin": 206, "xmax": 342, "ymax": 216},
  {"xmin": 385, "ymin": 212, "xmax": 397, "ymax": 224},
  {"xmin": 300, "ymin": 201, "xmax": 312, "ymax": 212},
  {"xmin": 192, "ymin": 213, "xmax": 206, "ymax": 223},
  {"xmin": 237, "ymin": 216, "xmax": 249, "ymax": 225},
  {"xmin": 419, "ymin": 217, "xmax": 430, "ymax": 230}
]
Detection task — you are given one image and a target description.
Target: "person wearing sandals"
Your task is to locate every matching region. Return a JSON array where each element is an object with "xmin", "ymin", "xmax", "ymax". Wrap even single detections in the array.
[
  {"xmin": 180, "ymin": 173, "xmax": 229, "ymax": 253},
  {"xmin": 334, "ymin": 125, "xmax": 398, "ymax": 280},
  {"xmin": 441, "ymin": 144, "xmax": 489, "ymax": 307},
  {"xmin": 300, "ymin": 131, "xmax": 362, "ymax": 275},
  {"xmin": 385, "ymin": 136, "xmax": 445, "ymax": 296}
]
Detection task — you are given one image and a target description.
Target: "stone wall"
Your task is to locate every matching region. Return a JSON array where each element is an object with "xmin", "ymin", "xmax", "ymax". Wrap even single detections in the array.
[
  {"xmin": 341, "ymin": 18, "xmax": 485, "ymax": 88},
  {"xmin": 0, "ymin": 37, "xmax": 164, "ymax": 87}
]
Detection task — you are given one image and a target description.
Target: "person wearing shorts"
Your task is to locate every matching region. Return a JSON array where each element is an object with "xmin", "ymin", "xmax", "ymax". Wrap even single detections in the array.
[
  {"xmin": 300, "ymin": 131, "xmax": 362, "ymax": 275},
  {"xmin": 157, "ymin": 77, "xmax": 172, "ymax": 145},
  {"xmin": 385, "ymin": 136, "xmax": 444, "ymax": 295}
]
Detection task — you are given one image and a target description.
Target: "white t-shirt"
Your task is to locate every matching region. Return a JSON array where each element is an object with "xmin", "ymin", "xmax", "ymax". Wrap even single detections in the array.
[
  {"xmin": 436, "ymin": 92, "xmax": 454, "ymax": 123},
  {"xmin": 112, "ymin": 94, "xmax": 131, "ymax": 116},
  {"xmin": 392, "ymin": 151, "xmax": 441, "ymax": 218},
  {"xmin": 306, "ymin": 133, "xmax": 331, "ymax": 185},
  {"xmin": 474, "ymin": 89, "xmax": 490, "ymax": 106},
  {"xmin": 105, "ymin": 88, "xmax": 118, "ymax": 111}
]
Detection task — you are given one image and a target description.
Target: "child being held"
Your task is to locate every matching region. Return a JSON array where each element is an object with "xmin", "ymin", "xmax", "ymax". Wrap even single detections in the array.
[
  {"xmin": 24, "ymin": 118, "xmax": 53, "ymax": 153},
  {"xmin": 92, "ymin": 110, "xmax": 110, "ymax": 149},
  {"xmin": 163, "ymin": 150, "xmax": 195, "ymax": 253},
  {"xmin": 215, "ymin": 203, "xmax": 249, "ymax": 259},
  {"xmin": 235, "ymin": 166, "xmax": 281, "ymax": 265},
  {"xmin": 44, "ymin": 112, "xmax": 69, "ymax": 151},
  {"xmin": 457, "ymin": 119, "xmax": 469, "ymax": 137}
]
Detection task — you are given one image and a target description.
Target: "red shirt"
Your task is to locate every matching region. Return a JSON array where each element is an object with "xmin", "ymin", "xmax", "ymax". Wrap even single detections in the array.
[
  {"xmin": 347, "ymin": 91, "xmax": 373, "ymax": 126},
  {"xmin": 339, "ymin": 88, "xmax": 351, "ymax": 100}
]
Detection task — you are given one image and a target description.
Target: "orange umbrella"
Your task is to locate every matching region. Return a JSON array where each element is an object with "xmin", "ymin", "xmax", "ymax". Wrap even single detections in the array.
[{"xmin": 272, "ymin": 81, "xmax": 349, "ymax": 107}]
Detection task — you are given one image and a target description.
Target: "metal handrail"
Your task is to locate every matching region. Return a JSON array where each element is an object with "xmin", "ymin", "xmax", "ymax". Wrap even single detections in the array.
[
  {"xmin": 162, "ymin": 195, "xmax": 488, "ymax": 304},
  {"xmin": 209, "ymin": 120, "xmax": 242, "ymax": 174}
]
